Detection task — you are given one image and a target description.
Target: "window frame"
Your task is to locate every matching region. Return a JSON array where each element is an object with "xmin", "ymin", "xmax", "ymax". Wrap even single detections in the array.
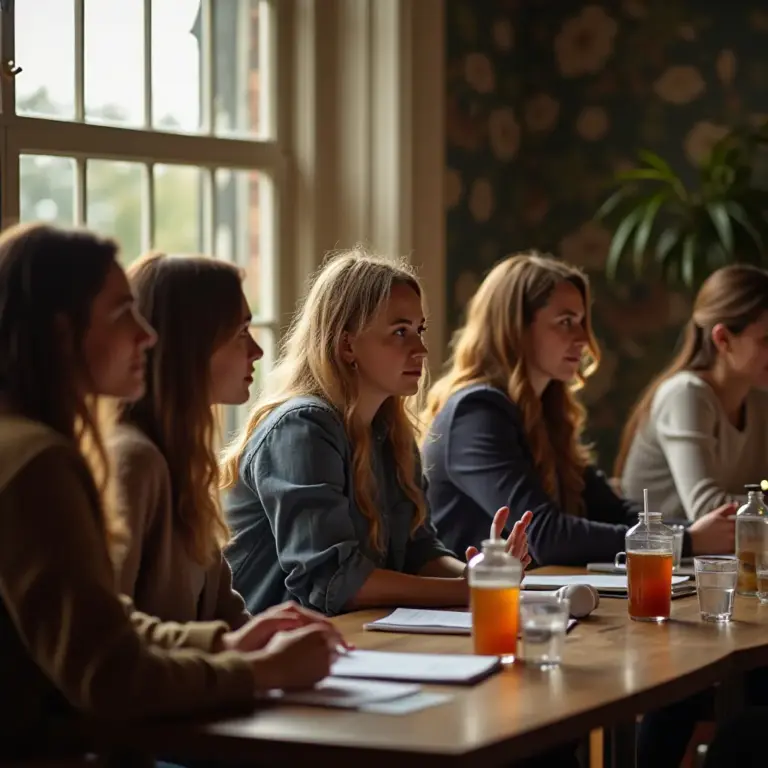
[{"xmin": 0, "ymin": 0, "xmax": 287, "ymax": 336}]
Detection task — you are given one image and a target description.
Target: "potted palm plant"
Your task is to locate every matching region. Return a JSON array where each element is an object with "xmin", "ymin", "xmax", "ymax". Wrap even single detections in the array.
[{"xmin": 596, "ymin": 123, "xmax": 768, "ymax": 290}]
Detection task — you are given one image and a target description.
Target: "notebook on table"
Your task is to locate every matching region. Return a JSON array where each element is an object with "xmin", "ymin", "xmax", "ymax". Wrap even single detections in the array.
[
  {"xmin": 364, "ymin": 607, "xmax": 577, "ymax": 636},
  {"xmin": 522, "ymin": 573, "xmax": 695, "ymax": 598},
  {"xmin": 588, "ymin": 560, "xmax": 696, "ymax": 578},
  {"xmin": 331, "ymin": 648, "xmax": 502, "ymax": 685}
]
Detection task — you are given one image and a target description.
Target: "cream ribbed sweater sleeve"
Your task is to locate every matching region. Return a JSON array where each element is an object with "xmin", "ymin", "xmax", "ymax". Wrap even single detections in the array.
[{"xmin": 652, "ymin": 376, "xmax": 731, "ymax": 520}]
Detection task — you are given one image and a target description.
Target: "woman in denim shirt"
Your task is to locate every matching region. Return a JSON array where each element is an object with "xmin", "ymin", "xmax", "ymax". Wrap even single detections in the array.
[{"xmin": 221, "ymin": 249, "xmax": 530, "ymax": 616}]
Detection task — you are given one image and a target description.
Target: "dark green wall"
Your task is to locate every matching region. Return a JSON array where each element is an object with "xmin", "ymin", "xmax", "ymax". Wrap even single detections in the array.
[{"xmin": 446, "ymin": 0, "xmax": 768, "ymax": 467}]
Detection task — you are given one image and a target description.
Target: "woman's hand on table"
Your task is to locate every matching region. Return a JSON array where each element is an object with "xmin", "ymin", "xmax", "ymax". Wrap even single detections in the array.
[
  {"xmin": 220, "ymin": 601, "xmax": 354, "ymax": 654},
  {"xmin": 689, "ymin": 501, "xmax": 737, "ymax": 555}
]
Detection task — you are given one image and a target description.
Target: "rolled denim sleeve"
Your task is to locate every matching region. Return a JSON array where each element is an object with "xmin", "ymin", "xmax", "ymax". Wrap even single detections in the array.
[
  {"xmin": 403, "ymin": 471, "xmax": 457, "ymax": 574},
  {"xmin": 248, "ymin": 405, "xmax": 376, "ymax": 616}
]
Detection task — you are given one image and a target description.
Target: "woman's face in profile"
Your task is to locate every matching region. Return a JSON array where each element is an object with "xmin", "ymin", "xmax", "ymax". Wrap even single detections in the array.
[
  {"xmin": 81, "ymin": 262, "xmax": 156, "ymax": 400},
  {"xmin": 527, "ymin": 280, "xmax": 588, "ymax": 390}
]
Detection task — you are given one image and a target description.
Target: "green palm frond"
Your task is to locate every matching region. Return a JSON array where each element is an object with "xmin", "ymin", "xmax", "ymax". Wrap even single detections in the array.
[{"xmin": 595, "ymin": 124, "xmax": 768, "ymax": 290}]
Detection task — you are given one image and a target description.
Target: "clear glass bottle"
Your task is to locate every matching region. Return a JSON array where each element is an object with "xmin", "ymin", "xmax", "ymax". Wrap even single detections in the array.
[
  {"xmin": 736, "ymin": 484, "xmax": 768, "ymax": 596},
  {"xmin": 616, "ymin": 511, "xmax": 674, "ymax": 621},
  {"xmin": 467, "ymin": 539, "xmax": 521, "ymax": 658}
]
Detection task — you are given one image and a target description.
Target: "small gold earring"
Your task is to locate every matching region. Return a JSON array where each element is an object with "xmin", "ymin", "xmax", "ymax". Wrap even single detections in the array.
[{"xmin": 351, "ymin": 360, "xmax": 358, "ymax": 370}]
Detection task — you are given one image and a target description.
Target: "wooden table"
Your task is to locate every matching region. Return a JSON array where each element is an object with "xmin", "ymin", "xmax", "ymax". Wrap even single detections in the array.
[{"xmin": 83, "ymin": 579, "xmax": 768, "ymax": 767}]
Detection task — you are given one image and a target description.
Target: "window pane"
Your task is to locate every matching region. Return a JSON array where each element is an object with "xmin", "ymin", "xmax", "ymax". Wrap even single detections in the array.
[
  {"xmin": 214, "ymin": 0, "xmax": 266, "ymax": 138},
  {"xmin": 222, "ymin": 326, "xmax": 273, "ymax": 439},
  {"xmin": 152, "ymin": 0, "xmax": 202, "ymax": 132},
  {"xmin": 20, "ymin": 155, "xmax": 76, "ymax": 226},
  {"xmin": 153, "ymin": 164, "xmax": 204, "ymax": 253},
  {"xmin": 214, "ymin": 168, "xmax": 271, "ymax": 319},
  {"xmin": 16, "ymin": 0, "xmax": 75, "ymax": 120},
  {"xmin": 87, "ymin": 160, "xmax": 146, "ymax": 265},
  {"xmin": 85, "ymin": 1, "xmax": 144, "ymax": 127}
]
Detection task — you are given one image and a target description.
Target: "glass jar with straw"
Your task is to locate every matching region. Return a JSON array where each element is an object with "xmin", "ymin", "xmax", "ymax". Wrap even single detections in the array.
[{"xmin": 614, "ymin": 489, "xmax": 675, "ymax": 622}]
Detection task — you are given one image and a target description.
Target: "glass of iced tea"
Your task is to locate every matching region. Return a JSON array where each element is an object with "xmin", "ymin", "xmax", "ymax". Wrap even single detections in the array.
[
  {"xmin": 615, "ymin": 510, "xmax": 674, "ymax": 622},
  {"xmin": 468, "ymin": 539, "xmax": 522, "ymax": 659}
]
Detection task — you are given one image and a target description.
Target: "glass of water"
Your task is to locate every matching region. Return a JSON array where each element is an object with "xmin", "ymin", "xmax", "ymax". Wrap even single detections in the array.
[
  {"xmin": 520, "ymin": 594, "xmax": 570, "ymax": 668},
  {"xmin": 756, "ymin": 551, "xmax": 768, "ymax": 604},
  {"xmin": 694, "ymin": 556, "xmax": 738, "ymax": 622},
  {"xmin": 671, "ymin": 525, "xmax": 685, "ymax": 571}
]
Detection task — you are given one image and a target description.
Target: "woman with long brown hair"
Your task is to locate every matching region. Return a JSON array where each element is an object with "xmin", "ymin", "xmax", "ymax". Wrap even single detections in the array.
[
  {"xmin": 421, "ymin": 252, "xmax": 732, "ymax": 567},
  {"xmin": 0, "ymin": 224, "xmax": 341, "ymax": 761},
  {"xmin": 618, "ymin": 264, "xmax": 768, "ymax": 523},
  {"xmin": 221, "ymin": 248, "xmax": 530, "ymax": 616},
  {"xmin": 112, "ymin": 252, "xmax": 263, "ymax": 626}
]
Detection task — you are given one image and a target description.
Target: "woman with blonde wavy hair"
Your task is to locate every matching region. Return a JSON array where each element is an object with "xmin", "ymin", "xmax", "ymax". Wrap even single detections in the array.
[
  {"xmin": 421, "ymin": 252, "xmax": 731, "ymax": 567},
  {"xmin": 221, "ymin": 248, "xmax": 529, "ymax": 616}
]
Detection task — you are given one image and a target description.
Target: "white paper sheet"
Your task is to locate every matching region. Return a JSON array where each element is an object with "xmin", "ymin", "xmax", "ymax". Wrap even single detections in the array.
[
  {"xmin": 331, "ymin": 649, "xmax": 501, "ymax": 684},
  {"xmin": 266, "ymin": 677, "xmax": 420, "ymax": 708},
  {"xmin": 365, "ymin": 608, "xmax": 472, "ymax": 635},
  {"xmin": 361, "ymin": 691, "xmax": 453, "ymax": 715}
]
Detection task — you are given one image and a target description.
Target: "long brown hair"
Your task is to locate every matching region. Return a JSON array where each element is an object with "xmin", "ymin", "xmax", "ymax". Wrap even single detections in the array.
[
  {"xmin": 422, "ymin": 252, "xmax": 600, "ymax": 515},
  {"xmin": 615, "ymin": 264, "xmax": 768, "ymax": 477},
  {"xmin": 0, "ymin": 221, "xmax": 124, "ymax": 545},
  {"xmin": 221, "ymin": 247, "xmax": 426, "ymax": 551},
  {"xmin": 117, "ymin": 252, "xmax": 244, "ymax": 565}
]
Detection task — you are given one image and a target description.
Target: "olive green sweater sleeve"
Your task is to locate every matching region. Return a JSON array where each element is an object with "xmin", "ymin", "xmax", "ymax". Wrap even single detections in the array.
[
  {"xmin": 120, "ymin": 595, "xmax": 229, "ymax": 652},
  {"xmin": 0, "ymin": 445, "xmax": 256, "ymax": 719}
]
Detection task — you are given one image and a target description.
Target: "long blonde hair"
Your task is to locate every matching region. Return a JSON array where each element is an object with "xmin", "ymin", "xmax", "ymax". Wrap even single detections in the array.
[
  {"xmin": 118, "ymin": 252, "xmax": 244, "ymax": 565},
  {"xmin": 422, "ymin": 252, "xmax": 599, "ymax": 515},
  {"xmin": 221, "ymin": 247, "xmax": 427, "ymax": 550},
  {"xmin": 615, "ymin": 264, "xmax": 768, "ymax": 477}
]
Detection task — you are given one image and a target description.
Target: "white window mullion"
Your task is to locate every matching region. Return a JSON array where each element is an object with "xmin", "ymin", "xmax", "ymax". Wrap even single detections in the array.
[
  {"xmin": 74, "ymin": 0, "xmax": 84, "ymax": 122},
  {"xmin": 74, "ymin": 156, "xmax": 86, "ymax": 225},
  {"xmin": 143, "ymin": 161, "xmax": 155, "ymax": 251},
  {"xmin": 202, "ymin": 165, "xmax": 215, "ymax": 255},
  {"xmin": 201, "ymin": 0, "xmax": 214, "ymax": 135},
  {"xmin": 1, "ymin": 131, "xmax": 19, "ymax": 228},
  {"xmin": 11, "ymin": 117, "xmax": 283, "ymax": 170},
  {"xmin": 261, "ymin": 0, "xmax": 277, "ymax": 140},
  {"xmin": 259, "ymin": 174, "xmax": 277, "ymax": 323},
  {"xmin": 143, "ymin": 0, "xmax": 152, "ymax": 128}
]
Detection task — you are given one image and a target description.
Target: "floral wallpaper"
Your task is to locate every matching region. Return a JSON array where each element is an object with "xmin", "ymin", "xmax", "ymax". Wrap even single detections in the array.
[{"xmin": 446, "ymin": 0, "xmax": 768, "ymax": 467}]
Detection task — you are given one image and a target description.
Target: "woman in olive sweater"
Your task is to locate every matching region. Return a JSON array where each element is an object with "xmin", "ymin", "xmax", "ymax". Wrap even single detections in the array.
[{"xmin": 0, "ymin": 223, "xmax": 341, "ymax": 760}]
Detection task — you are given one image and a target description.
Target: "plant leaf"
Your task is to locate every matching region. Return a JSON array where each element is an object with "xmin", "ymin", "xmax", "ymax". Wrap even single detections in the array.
[
  {"xmin": 655, "ymin": 228, "xmax": 680, "ymax": 263},
  {"xmin": 633, "ymin": 191, "xmax": 669, "ymax": 275},
  {"xmin": 606, "ymin": 208, "xmax": 644, "ymax": 281},
  {"xmin": 707, "ymin": 202, "xmax": 734, "ymax": 255},
  {"xmin": 615, "ymin": 168, "xmax": 676, "ymax": 184},
  {"xmin": 637, "ymin": 150, "xmax": 677, "ymax": 180},
  {"xmin": 595, "ymin": 187, "xmax": 634, "ymax": 221},
  {"xmin": 682, "ymin": 234, "xmax": 697, "ymax": 288},
  {"xmin": 723, "ymin": 201, "xmax": 764, "ymax": 257}
]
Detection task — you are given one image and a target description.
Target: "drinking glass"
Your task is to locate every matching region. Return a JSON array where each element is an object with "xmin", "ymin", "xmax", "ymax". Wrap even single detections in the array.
[
  {"xmin": 695, "ymin": 556, "xmax": 738, "ymax": 622},
  {"xmin": 520, "ymin": 594, "xmax": 570, "ymax": 669}
]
